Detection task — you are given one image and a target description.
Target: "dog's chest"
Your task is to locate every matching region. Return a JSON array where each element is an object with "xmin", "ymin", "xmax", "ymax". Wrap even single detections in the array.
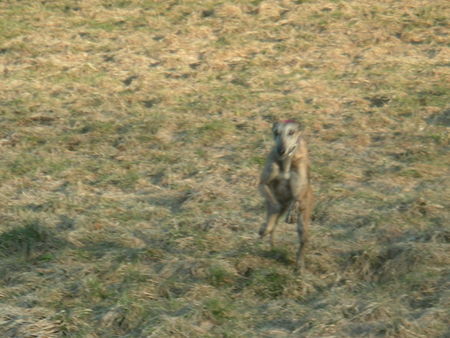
[
  {"xmin": 271, "ymin": 176, "xmax": 292, "ymax": 201},
  {"xmin": 270, "ymin": 162, "xmax": 292, "ymax": 198},
  {"xmin": 276, "ymin": 170, "xmax": 290, "ymax": 180},
  {"xmin": 277, "ymin": 158, "xmax": 292, "ymax": 180}
]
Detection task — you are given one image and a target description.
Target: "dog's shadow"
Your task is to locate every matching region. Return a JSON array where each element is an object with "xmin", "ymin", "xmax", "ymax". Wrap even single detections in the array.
[{"xmin": 257, "ymin": 246, "xmax": 294, "ymax": 266}]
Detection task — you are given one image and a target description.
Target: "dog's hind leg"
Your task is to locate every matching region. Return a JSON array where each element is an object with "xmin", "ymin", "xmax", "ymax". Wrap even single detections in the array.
[
  {"xmin": 295, "ymin": 199, "xmax": 311, "ymax": 273},
  {"xmin": 295, "ymin": 215, "xmax": 308, "ymax": 273}
]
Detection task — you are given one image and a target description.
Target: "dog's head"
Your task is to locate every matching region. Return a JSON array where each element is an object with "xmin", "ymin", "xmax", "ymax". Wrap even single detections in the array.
[{"xmin": 272, "ymin": 120, "xmax": 301, "ymax": 158}]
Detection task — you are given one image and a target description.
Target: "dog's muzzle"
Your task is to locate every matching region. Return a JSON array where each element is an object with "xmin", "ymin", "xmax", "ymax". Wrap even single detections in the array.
[
  {"xmin": 278, "ymin": 145, "xmax": 296, "ymax": 158},
  {"xmin": 287, "ymin": 145, "xmax": 297, "ymax": 156}
]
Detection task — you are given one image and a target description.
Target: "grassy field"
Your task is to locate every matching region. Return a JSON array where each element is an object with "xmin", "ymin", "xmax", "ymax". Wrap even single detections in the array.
[{"xmin": 0, "ymin": 0, "xmax": 449, "ymax": 336}]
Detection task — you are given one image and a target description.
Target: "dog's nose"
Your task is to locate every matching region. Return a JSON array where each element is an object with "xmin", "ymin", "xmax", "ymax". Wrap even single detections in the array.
[{"xmin": 277, "ymin": 145, "xmax": 285, "ymax": 155}]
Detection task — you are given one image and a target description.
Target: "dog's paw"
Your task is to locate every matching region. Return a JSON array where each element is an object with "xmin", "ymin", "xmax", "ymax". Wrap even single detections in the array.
[
  {"xmin": 285, "ymin": 202, "xmax": 299, "ymax": 224},
  {"xmin": 258, "ymin": 225, "xmax": 267, "ymax": 238},
  {"xmin": 285, "ymin": 212, "xmax": 296, "ymax": 224}
]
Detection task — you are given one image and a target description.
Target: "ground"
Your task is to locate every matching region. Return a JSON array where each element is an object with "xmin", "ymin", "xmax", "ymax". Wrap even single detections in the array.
[{"xmin": 0, "ymin": 0, "xmax": 449, "ymax": 337}]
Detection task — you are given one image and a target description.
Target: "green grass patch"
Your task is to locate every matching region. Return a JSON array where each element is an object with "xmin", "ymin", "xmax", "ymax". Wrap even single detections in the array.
[
  {"xmin": 197, "ymin": 120, "xmax": 236, "ymax": 141},
  {"xmin": 246, "ymin": 268, "xmax": 290, "ymax": 299},
  {"xmin": 85, "ymin": 276, "xmax": 112, "ymax": 301},
  {"xmin": 398, "ymin": 168, "xmax": 423, "ymax": 178},
  {"xmin": 207, "ymin": 264, "xmax": 236, "ymax": 287},
  {"xmin": 203, "ymin": 297, "xmax": 234, "ymax": 324},
  {"xmin": 5, "ymin": 154, "xmax": 41, "ymax": 176},
  {"xmin": 314, "ymin": 165, "xmax": 344, "ymax": 182}
]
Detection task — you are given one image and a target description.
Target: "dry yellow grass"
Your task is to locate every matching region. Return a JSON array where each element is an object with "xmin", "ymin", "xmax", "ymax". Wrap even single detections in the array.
[{"xmin": 1, "ymin": 0, "xmax": 449, "ymax": 336}]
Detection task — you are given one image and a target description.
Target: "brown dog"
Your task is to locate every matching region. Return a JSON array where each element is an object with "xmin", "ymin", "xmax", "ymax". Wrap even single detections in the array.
[{"xmin": 258, "ymin": 120, "xmax": 314, "ymax": 272}]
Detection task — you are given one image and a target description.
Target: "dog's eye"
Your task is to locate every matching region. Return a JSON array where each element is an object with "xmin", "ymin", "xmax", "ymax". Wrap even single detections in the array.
[{"xmin": 288, "ymin": 130, "xmax": 295, "ymax": 136}]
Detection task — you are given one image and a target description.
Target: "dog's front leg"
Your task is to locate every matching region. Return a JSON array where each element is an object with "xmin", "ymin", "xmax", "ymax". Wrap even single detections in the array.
[
  {"xmin": 258, "ymin": 159, "xmax": 281, "ymax": 239},
  {"xmin": 285, "ymin": 170, "xmax": 308, "ymax": 224}
]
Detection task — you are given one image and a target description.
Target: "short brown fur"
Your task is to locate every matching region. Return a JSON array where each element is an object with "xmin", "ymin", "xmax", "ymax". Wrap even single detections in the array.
[{"xmin": 259, "ymin": 120, "xmax": 314, "ymax": 272}]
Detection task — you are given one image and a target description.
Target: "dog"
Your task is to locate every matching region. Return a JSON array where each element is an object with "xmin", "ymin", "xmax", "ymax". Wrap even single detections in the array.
[{"xmin": 258, "ymin": 120, "xmax": 314, "ymax": 272}]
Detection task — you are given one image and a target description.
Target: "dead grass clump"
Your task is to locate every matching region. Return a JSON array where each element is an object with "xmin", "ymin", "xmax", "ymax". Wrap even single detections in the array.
[
  {"xmin": 0, "ymin": 305, "xmax": 61, "ymax": 338},
  {"xmin": 346, "ymin": 243, "xmax": 427, "ymax": 282},
  {"xmin": 99, "ymin": 306, "xmax": 132, "ymax": 333},
  {"xmin": 216, "ymin": 3, "xmax": 244, "ymax": 18},
  {"xmin": 307, "ymin": 247, "xmax": 341, "ymax": 277},
  {"xmin": 258, "ymin": 1, "xmax": 283, "ymax": 19},
  {"xmin": 144, "ymin": 314, "xmax": 211, "ymax": 338}
]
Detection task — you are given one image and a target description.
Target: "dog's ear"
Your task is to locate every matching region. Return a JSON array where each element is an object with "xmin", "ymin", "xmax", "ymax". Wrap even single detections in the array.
[
  {"xmin": 283, "ymin": 119, "xmax": 300, "ymax": 130},
  {"xmin": 272, "ymin": 122, "xmax": 280, "ymax": 135}
]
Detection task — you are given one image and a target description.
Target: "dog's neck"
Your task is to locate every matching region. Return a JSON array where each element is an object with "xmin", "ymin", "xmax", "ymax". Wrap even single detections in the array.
[
  {"xmin": 275, "ymin": 152, "xmax": 294, "ymax": 180},
  {"xmin": 280, "ymin": 156, "xmax": 292, "ymax": 179}
]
